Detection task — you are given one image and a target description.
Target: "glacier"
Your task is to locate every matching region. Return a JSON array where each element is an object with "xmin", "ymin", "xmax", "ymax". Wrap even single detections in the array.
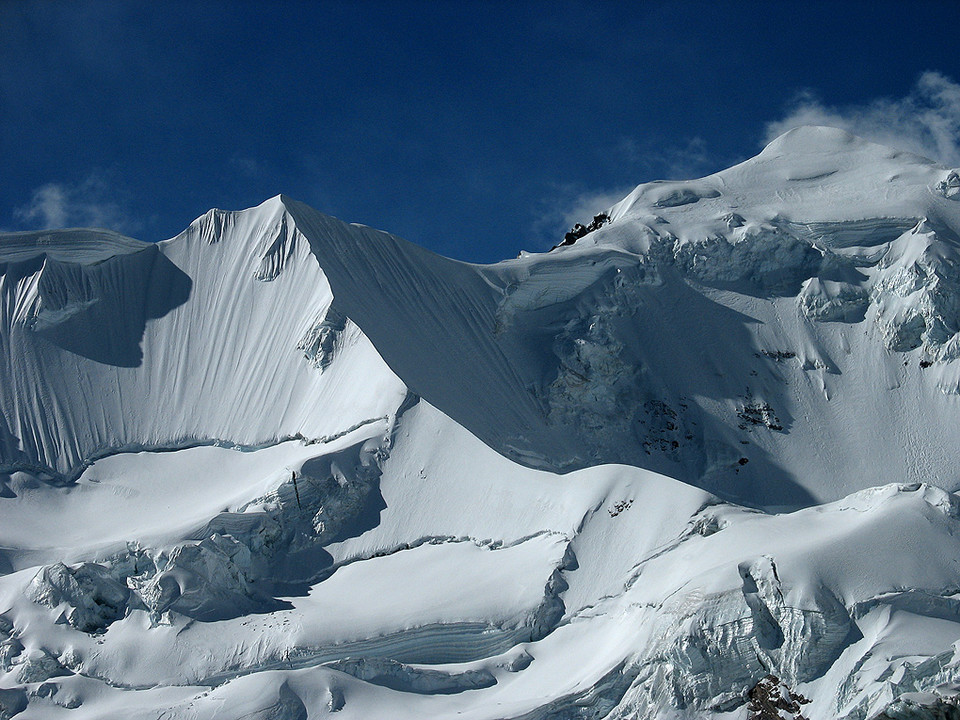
[{"xmin": 2, "ymin": 126, "xmax": 960, "ymax": 718}]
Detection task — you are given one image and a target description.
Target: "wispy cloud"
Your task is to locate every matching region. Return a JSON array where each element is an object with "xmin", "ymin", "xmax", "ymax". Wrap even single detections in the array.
[
  {"xmin": 617, "ymin": 135, "xmax": 714, "ymax": 181},
  {"xmin": 13, "ymin": 174, "xmax": 138, "ymax": 233},
  {"xmin": 530, "ymin": 183, "xmax": 634, "ymax": 251},
  {"xmin": 532, "ymin": 72, "xmax": 960, "ymax": 251},
  {"xmin": 229, "ymin": 155, "xmax": 260, "ymax": 178},
  {"xmin": 530, "ymin": 136, "xmax": 717, "ymax": 251},
  {"xmin": 556, "ymin": 188, "xmax": 633, "ymax": 232},
  {"xmin": 766, "ymin": 71, "xmax": 960, "ymax": 166}
]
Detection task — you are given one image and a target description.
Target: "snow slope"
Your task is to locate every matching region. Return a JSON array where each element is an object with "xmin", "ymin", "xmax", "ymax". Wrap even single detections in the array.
[
  {"xmin": 0, "ymin": 203, "xmax": 407, "ymax": 480},
  {"xmin": 2, "ymin": 126, "xmax": 960, "ymax": 719}
]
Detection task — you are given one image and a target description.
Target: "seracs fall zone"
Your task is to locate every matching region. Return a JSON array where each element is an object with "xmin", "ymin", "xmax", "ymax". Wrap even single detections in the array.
[{"xmin": 1, "ymin": 126, "xmax": 960, "ymax": 719}]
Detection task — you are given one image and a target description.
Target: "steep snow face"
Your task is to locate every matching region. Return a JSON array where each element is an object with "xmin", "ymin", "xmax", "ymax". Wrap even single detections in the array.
[
  {"xmin": 0, "ymin": 198, "xmax": 407, "ymax": 479},
  {"xmin": 501, "ymin": 127, "xmax": 960, "ymax": 507},
  {"xmin": 287, "ymin": 130, "xmax": 960, "ymax": 508},
  {"xmin": 3, "ymin": 127, "xmax": 960, "ymax": 719},
  {"xmin": 288, "ymin": 128, "xmax": 960, "ymax": 508}
]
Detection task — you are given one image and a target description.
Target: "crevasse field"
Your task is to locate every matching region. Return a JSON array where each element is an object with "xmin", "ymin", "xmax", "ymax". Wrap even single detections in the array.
[{"xmin": 2, "ymin": 127, "xmax": 960, "ymax": 719}]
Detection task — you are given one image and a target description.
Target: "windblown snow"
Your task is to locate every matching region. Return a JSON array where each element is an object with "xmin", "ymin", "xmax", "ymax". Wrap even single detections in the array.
[{"xmin": 3, "ymin": 126, "xmax": 960, "ymax": 719}]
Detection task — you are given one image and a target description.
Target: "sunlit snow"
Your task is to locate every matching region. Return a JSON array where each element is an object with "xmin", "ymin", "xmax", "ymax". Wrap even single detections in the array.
[{"xmin": 2, "ymin": 127, "xmax": 960, "ymax": 719}]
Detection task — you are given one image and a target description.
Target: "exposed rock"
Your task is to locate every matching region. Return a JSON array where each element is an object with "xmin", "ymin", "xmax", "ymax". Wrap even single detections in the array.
[
  {"xmin": 557, "ymin": 212, "xmax": 611, "ymax": 248},
  {"xmin": 747, "ymin": 675, "xmax": 811, "ymax": 719},
  {"xmin": 738, "ymin": 400, "xmax": 783, "ymax": 432}
]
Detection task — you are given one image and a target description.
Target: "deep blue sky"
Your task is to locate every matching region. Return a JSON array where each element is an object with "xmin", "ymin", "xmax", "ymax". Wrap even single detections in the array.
[{"xmin": 3, "ymin": 1, "xmax": 960, "ymax": 263}]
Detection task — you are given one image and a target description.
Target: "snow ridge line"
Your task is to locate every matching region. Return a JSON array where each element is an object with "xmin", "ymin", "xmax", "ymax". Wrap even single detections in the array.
[
  {"xmin": 0, "ymin": 416, "xmax": 392, "ymax": 485},
  {"xmin": 310, "ymin": 529, "xmax": 566, "ymax": 586}
]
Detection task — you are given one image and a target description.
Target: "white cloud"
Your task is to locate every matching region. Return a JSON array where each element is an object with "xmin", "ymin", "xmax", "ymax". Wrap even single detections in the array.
[
  {"xmin": 13, "ymin": 175, "xmax": 138, "ymax": 233},
  {"xmin": 766, "ymin": 71, "xmax": 960, "ymax": 166},
  {"xmin": 16, "ymin": 184, "xmax": 69, "ymax": 229},
  {"xmin": 558, "ymin": 188, "xmax": 631, "ymax": 231},
  {"xmin": 530, "ymin": 184, "xmax": 634, "ymax": 250}
]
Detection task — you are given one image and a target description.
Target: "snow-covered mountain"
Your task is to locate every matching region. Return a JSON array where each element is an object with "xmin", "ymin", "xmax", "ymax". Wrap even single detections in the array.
[{"xmin": 2, "ymin": 126, "xmax": 960, "ymax": 719}]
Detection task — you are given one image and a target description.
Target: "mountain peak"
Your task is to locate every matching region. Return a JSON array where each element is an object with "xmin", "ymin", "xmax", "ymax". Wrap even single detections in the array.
[
  {"xmin": 757, "ymin": 124, "xmax": 944, "ymax": 172},
  {"xmin": 761, "ymin": 125, "xmax": 866, "ymax": 156},
  {"xmin": 603, "ymin": 125, "xmax": 950, "ymax": 243}
]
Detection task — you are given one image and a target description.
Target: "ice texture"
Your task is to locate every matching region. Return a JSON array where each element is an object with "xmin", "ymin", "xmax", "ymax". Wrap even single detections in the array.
[{"xmin": 1, "ymin": 127, "xmax": 960, "ymax": 718}]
